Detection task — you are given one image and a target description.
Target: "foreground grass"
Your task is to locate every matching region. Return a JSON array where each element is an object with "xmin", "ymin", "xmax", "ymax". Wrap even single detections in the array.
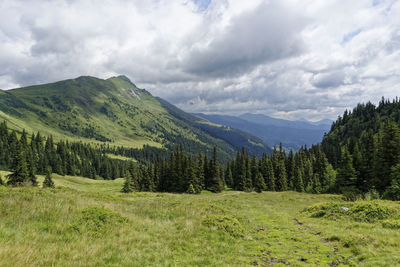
[{"xmin": 0, "ymin": 174, "xmax": 399, "ymax": 266}]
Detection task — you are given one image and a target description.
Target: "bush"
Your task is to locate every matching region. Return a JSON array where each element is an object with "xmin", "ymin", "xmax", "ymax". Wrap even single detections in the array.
[
  {"xmin": 303, "ymin": 201, "xmax": 397, "ymax": 222},
  {"xmin": 382, "ymin": 219, "xmax": 400, "ymax": 229},
  {"xmin": 71, "ymin": 206, "xmax": 128, "ymax": 236},
  {"xmin": 364, "ymin": 188, "xmax": 380, "ymax": 200},
  {"xmin": 341, "ymin": 187, "xmax": 362, "ymax": 201},
  {"xmin": 383, "ymin": 183, "xmax": 400, "ymax": 201},
  {"xmin": 203, "ymin": 214, "xmax": 244, "ymax": 237}
]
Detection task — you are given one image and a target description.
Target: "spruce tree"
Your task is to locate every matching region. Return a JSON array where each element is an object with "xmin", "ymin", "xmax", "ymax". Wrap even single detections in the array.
[
  {"xmin": 26, "ymin": 148, "xmax": 38, "ymax": 186},
  {"xmin": 264, "ymin": 157, "xmax": 276, "ymax": 191},
  {"xmin": 293, "ymin": 155, "xmax": 304, "ymax": 192},
  {"xmin": 254, "ymin": 172, "xmax": 266, "ymax": 193},
  {"xmin": 207, "ymin": 147, "xmax": 223, "ymax": 193},
  {"xmin": 43, "ymin": 169, "xmax": 55, "ymax": 188},
  {"xmin": 336, "ymin": 146, "xmax": 357, "ymax": 193},
  {"xmin": 244, "ymin": 152, "xmax": 253, "ymax": 191},
  {"xmin": 225, "ymin": 165, "xmax": 233, "ymax": 188},
  {"xmin": 360, "ymin": 130, "xmax": 376, "ymax": 192},
  {"xmin": 274, "ymin": 158, "xmax": 288, "ymax": 191},
  {"xmin": 286, "ymin": 150, "xmax": 296, "ymax": 190},
  {"xmin": 375, "ymin": 119, "xmax": 400, "ymax": 192},
  {"xmin": 121, "ymin": 172, "xmax": 134, "ymax": 193},
  {"xmin": 7, "ymin": 141, "xmax": 29, "ymax": 187},
  {"xmin": 383, "ymin": 163, "xmax": 400, "ymax": 200}
]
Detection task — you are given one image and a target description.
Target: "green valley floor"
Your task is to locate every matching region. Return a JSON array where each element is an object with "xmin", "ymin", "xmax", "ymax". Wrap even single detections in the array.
[{"xmin": 0, "ymin": 171, "xmax": 399, "ymax": 266}]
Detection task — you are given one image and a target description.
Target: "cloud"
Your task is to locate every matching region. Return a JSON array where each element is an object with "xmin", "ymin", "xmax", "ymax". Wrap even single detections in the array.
[
  {"xmin": 0, "ymin": 0, "xmax": 400, "ymax": 121},
  {"xmin": 181, "ymin": 1, "xmax": 307, "ymax": 77}
]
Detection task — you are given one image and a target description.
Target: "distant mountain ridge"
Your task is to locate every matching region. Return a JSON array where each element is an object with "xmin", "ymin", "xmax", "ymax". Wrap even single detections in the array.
[
  {"xmin": 0, "ymin": 75, "xmax": 271, "ymax": 160},
  {"xmin": 193, "ymin": 113, "xmax": 332, "ymax": 151}
]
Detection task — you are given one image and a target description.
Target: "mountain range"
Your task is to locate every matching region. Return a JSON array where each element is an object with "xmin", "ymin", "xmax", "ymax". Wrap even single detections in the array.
[
  {"xmin": 0, "ymin": 75, "xmax": 271, "ymax": 160},
  {"xmin": 193, "ymin": 113, "xmax": 332, "ymax": 151}
]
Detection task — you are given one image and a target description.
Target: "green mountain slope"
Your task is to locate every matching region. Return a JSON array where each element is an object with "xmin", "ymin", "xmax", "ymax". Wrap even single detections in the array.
[{"xmin": 0, "ymin": 75, "xmax": 271, "ymax": 160}]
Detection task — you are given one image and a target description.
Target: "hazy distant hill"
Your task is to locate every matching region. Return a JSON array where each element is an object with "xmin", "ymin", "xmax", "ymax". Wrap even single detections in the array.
[
  {"xmin": 193, "ymin": 113, "xmax": 332, "ymax": 151},
  {"xmin": 0, "ymin": 75, "xmax": 271, "ymax": 160}
]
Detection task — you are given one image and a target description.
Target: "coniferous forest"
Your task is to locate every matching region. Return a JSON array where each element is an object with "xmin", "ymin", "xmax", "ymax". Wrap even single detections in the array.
[{"xmin": 3, "ymin": 97, "xmax": 400, "ymax": 201}]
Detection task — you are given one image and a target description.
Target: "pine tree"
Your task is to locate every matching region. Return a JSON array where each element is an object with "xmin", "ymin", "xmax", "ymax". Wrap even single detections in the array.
[
  {"xmin": 7, "ymin": 141, "xmax": 29, "ymax": 187},
  {"xmin": 375, "ymin": 119, "xmax": 400, "ymax": 192},
  {"xmin": 254, "ymin": 172, "xmax": 266, "ymax": 193},
  {"xmin": 244, "ymin": 152, "xmax": 253, "ymax": 191},
  {"xmin": 274, "ymin": 156, "xmax": 288, "ymax": 191},
  {"xmin": 383, "ymin": 163, "xmax": 400, "ymax": 200},
  {"xmin": 336, "ymin": 146, "xmax": 357, "ymax": 193},
  {"xmin": 251, "ymin": 154, "xmax": 258, "ymax": 188},
  {"xmin": 262, "ymin": 156, "xmax": 275, "ymax": 191},
  {"xmin": 286, "ymin": 150, "xmax": 295, "ymax": 190},
  {"xmin": 360, "ymin": 130, "xmax": 376, "ymax": 192},
  {"xmin": 43, "ymin": 169, "xmax": 55, "ymax": 188},
  {"xmin": 225, "ymin": 165, "xmax": 233, "ymax": 188},
  {"xmin": 207, "ymin": 147, "xmax": 223, "ymax": 193},
  {"xmin": 26, "ymin": 148, "xmax": 38, "ymax": 186},
  {"xmin": 293, "ymin": 155, "xmax": 304, "ymax": 192},
  {"xmin": 121, "ymin": 172, "xmax": 134, "ymax": 193}
]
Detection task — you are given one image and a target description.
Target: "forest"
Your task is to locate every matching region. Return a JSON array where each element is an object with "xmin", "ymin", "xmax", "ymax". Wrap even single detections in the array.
[{"xmin": 2, "ymin": 97, "xmax": 400, "ymax": 201}]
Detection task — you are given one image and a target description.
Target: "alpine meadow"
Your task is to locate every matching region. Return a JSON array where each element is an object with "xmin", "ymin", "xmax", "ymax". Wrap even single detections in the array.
[{"xmin": 1, "ymin": 0, "xmax": 400, "ymax": 266}]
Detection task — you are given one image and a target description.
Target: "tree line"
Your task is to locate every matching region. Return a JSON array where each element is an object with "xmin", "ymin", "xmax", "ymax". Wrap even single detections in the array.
[
  {"xmin": 3, "ymin": 95, "xmax": 400, "ymax": 201},
  {"xmin": 0, "ymin": 121, "xmax": 130, "ymax": 186},
  {"xmin": 321, "ymin": 97, "xmax": 400, "ymax": 200},
  {"xmin": 122, "ymin": 145, "xmax": 223, "ymax": 193},
  {"xmin": 120, "ymin": 142, "xmax": 337, "ymax": 195}
]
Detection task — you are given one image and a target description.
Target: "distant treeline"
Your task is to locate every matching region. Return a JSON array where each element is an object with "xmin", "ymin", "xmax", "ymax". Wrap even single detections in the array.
[
  {"xmin": 0, "ymin": 121, "xmax": 129, "ymax": 185},
  {"xmin": 121, "ymin": 143, "xmax": 336, "ymax": 195},
  {"xmin": 3, "ymin": 95, "xmax": 400, "ymax": 201}
]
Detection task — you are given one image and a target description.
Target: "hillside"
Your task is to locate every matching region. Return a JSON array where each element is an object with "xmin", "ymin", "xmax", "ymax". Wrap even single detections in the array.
[
  {"xmin": 1, "ymin": 172, "xmax": 399, "ymax": 266},
  {"xmin": 193, "ymin": 113, "xmax": 331, "ymax": 151},
  {"xmin": 319, "ymin": 98, "xmax": 400, "ymax": 197},
  {"xmin": 0, "ymin": 76, "xmax": 271, "ymax": 160}
]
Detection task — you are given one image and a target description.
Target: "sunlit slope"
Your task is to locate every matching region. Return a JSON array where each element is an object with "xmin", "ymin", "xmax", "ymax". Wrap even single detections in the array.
[{"xmin": 0, "ymin": 75, "xmax": 271, "ymax": 159}]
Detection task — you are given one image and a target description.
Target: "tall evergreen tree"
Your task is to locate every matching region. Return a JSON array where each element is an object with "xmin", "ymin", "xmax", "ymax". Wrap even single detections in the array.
[
  {"xmin": 375, "ymin": 119, "xmax": 400, "ymax": 192},
  {"xmin": 43, "ymin": 169, "xmax": 55, "ymax": 188},
  {"xmin": 336, "ymin": 146, "xmax": 357, "ymax": 193},
  {"xmin": 7, "ymin": 141, "xmax": 29, "ymax": 187},
  {"xmin": 254, "ymin": 172, "xmax": 266, "ymax": 193},
  {"xmin": 26, "ymin": 148, "xmax": 38, "ymax": 186},
  {"xmin": 121, "ymin": 172, "xmax": 134, "ymax": 193},
  {"xmin": 207, "ymin": 147, "xmax": 223, "ymax": 193}
]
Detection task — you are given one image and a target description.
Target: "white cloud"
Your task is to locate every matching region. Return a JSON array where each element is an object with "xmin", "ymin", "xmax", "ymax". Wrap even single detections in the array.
[{"xmin": 0, "ymin": 0, "xmax": 399, "ymax": 120}]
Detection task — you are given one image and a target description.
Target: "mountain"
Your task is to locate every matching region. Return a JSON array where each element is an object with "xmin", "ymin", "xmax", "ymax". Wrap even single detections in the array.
[
  {"xmin": 193, "ymin": 113, "xmax": 332, "ymax": 151},
  {"xmin": 0, "ymin": 75, "xmax": 271, "ymax": 160}
]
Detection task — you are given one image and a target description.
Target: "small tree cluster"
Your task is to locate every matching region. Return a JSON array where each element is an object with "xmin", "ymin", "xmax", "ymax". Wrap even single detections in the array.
[
  {"xmin": 121, "ymin": 145, "xmax": 224, "ymax": 194},
  {"xmin": 225, "ymin": 144, "xmax": 335, "ymax": 194}
]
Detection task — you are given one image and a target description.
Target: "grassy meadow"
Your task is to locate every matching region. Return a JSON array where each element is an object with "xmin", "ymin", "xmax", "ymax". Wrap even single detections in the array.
[{"xmin": 0, "ymin": 171, "xmax": 400, "ymax": 266}]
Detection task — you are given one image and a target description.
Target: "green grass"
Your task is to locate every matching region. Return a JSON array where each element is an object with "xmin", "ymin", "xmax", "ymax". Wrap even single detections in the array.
[{"xmin": 0, "ymin": 173, "xmax": 400, "ymax": 266}]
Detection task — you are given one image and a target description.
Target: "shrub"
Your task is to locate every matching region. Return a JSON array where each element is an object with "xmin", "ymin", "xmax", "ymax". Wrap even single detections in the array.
[
  {"xmin": 71, "ymin": 206, "xmax": 128, "ymax": 236},
  {"xmin": 303, "ymin": 201, "xmax": 397, "ymax": 222},
  {"xmin": 203, "ymin": 215, "xmax": 244, "ymax": 237},
  {"xmin": 364, "ymin": 188, "xmax": 380, "ymax": 200},
  {"xmin": 341, "ymin": 187, "xmax": 362, "ymax": 201},
  {"xmin": 382, "ymin": 219, "xmax": 400, "ymax": 229}
]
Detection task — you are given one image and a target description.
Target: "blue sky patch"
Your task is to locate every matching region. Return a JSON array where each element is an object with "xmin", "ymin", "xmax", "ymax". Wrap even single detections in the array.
[
  {"xmin": 342, "ymin": 28, "xmax": 362, "ymax": 44},
  {"xmin": 193, "ymin": 0, "xmax": 211, "ymax": 11}
]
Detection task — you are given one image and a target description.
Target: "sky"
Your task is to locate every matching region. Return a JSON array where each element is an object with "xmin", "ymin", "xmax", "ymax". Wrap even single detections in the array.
[{"xmin": 0, "ymin": 0, "xmax": 399, "ymax": 121}]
